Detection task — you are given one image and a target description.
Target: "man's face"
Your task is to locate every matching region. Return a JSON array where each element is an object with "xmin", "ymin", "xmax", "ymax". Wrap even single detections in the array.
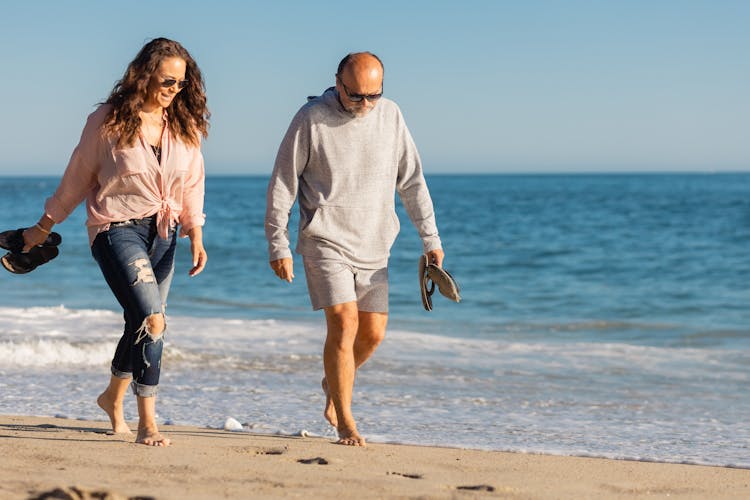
[{"xmin": 336, "ymin": 66, "xmax": 383, "ymax": 118}]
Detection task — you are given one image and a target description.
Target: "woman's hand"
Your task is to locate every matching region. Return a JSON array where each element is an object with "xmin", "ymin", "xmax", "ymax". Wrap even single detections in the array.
[
  {"xmin": 22, "ymin": 216, "xmax": 55, "ymax": 252},
  {"xmin": 187, "ymin": 227, "xmax": 207, "ymax": 277}
]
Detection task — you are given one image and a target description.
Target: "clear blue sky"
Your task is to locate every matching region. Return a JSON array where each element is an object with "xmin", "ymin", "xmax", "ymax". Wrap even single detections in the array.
[{"xmin": 0, "ymin": 0, "xmax": 747, "ymax": 175}]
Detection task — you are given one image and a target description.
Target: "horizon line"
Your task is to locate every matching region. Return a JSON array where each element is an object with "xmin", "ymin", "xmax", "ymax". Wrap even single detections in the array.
[{"xmin": 1, "ymin": 169, "xmax": 748, "ymax": 178}]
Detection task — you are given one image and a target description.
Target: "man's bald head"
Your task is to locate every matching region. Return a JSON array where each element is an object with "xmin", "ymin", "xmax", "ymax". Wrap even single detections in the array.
[{"xmin": 336, "ymin": 52, "xmax": 384, "ymax": 78}]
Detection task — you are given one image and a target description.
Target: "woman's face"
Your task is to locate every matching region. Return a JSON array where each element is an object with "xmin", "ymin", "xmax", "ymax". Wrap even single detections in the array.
[{"xmin": 144, "ymin": 56, "xmax": 187, "ymax": 110}]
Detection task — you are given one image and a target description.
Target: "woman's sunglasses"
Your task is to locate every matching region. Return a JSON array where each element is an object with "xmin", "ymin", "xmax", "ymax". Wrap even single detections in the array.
[{"xmin": 160, "ymin": 78, "xmax": 189, "ymax": 89}]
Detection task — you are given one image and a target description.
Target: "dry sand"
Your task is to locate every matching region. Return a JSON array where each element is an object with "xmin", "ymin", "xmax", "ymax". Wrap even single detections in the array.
[{"xmin": 1, "ymin": 414, "xmax": 748, "ymax": 499}]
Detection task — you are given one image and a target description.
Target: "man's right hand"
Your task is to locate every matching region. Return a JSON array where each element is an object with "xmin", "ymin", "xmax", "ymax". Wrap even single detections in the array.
[{"xmin": 270, "ymin": 258, "xmax": 294, "ymax": 282}]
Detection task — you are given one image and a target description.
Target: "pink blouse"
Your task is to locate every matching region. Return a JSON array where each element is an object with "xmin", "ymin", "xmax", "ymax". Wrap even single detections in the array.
[{"xmin": 45, "ymin": 105, "xmax": 206, "ymax": 246}]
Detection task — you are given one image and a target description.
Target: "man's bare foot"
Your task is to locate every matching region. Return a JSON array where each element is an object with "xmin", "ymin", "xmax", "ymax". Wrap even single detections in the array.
[
  {"xmin": 136, "ymin": 426, "xmax": 171, "ymax": 447},
  {"xmin": 336, "ymin": 428, "xmax": 366, "ymax": 447},
  {"xmin": 321, "ymin": 377, "xmax": 338, "ymax": 428},
  {"xmin": 336, "ymin": 421, "xmax": 366, "ymax": 446},
  {"xmin": 97, "ymin": 391, "xmax": 132, "ymax": 435}
]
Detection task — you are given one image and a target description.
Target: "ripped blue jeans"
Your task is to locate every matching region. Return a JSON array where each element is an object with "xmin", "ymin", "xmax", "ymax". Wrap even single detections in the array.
[{"xmin": 91, "ymin": 215, "xmax": 176, "ymax": 398}]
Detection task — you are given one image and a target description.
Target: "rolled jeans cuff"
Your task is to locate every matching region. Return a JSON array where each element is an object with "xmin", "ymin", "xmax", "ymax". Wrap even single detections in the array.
[
  {"xmin": 111, "ymin": 366, "xmax": 132, "ymax": 379},
  {"xmin": 131, "ymin": 382, "xmax": 158, "ymax": 398}
]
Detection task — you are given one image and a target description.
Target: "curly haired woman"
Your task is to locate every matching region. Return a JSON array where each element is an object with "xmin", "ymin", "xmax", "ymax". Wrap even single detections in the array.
[{"xmin": 21, "ymin": 38, "xmax": 210, "ymax": 446}]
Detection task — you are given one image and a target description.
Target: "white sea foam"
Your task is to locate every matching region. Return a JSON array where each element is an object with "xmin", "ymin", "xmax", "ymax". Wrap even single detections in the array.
[{"xmin": 0, "ymin": 339, "xmax": 114, "ymax": 367}]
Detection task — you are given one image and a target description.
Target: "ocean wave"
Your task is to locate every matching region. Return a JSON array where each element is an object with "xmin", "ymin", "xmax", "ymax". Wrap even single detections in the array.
[
  {"xmin": 0, "ymin": 339, "xmax": 114, "ymax": 367},
  {"xmin": 2, "ymin": 305, "xmax": 748, "ymax": 380}
]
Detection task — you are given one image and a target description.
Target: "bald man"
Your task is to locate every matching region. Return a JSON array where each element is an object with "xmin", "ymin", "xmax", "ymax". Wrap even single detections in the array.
[{"xmin": 265, "ymin": 52, "xmax": 444, "ymax": 446}]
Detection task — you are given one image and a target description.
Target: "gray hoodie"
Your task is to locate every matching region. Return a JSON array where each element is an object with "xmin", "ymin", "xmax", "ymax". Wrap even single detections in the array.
[{"xmin": 265, "ymin": 88, "xmax": 441, "ymax": 268}]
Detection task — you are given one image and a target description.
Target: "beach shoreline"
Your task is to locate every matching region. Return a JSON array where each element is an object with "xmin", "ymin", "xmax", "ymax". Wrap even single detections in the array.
[{"xmin": 2, "ymin": 414, "xmax": 748, "ymax": 499}]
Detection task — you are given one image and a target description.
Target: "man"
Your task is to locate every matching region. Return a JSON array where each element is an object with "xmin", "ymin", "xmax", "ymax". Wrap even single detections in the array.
[{"xmin": 265, "ymin": 52, "xmax": 444, "ymax": 446}]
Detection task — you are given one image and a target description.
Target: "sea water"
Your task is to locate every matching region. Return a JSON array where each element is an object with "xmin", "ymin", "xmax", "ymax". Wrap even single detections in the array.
[{"xmin": 0, "ymin": 173, "xmax": 748, "ymax": 467}]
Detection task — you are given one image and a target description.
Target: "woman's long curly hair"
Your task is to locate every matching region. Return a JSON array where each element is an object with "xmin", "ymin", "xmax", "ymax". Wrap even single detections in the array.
[{"xmin": 103, "ymin": 38, "xmax": 209, "ymax": 148}]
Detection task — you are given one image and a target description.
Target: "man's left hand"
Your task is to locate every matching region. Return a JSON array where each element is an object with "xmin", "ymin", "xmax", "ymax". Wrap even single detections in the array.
[{"xmin": 426, "ymin": 248, "xmax": 445, "ymax": 267}]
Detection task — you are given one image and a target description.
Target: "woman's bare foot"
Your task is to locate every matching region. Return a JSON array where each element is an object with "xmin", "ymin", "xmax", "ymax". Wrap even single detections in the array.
[
  {"xmin": 136, "ymin": 425, "xmax": 171, "ymax": 446},
  {"xmin": 97, "ymin": 391, "xmax": 132, "ymax": 435},
  {"xmin": 321, "ymin": 377, "xmax": 338, "ymax": 428}
]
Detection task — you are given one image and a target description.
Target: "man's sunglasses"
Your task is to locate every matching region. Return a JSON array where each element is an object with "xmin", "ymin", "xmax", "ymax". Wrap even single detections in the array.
[
  {"xmin": 160, "ymin": 78, "xmax": 189, "ymax": 89},
  {"xmin": 340, "ymin": 81, "xmax": 382, "ymax": 102}
]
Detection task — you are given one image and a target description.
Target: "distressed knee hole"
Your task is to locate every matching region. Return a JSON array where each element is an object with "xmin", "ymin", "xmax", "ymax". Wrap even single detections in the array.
[
  {"xmin": 129, "ymin": 258, "xmax": 156, "ymax": 286},
  {"xmin": 146, "ymin": 313, "xmax": 165, "ymax": 337},
  {"xmin": 134, "ymin": 313, "xmax": 165, "ymax": 345}
]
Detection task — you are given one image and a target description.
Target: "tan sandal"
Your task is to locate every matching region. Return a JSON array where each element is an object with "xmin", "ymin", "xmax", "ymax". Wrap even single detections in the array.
[{"xmin": 419, "ymin": 254, "xmax": 461, "ymax": 311}]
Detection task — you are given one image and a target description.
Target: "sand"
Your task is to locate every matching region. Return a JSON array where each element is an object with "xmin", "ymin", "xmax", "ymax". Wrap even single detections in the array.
[{"xmin": 1, "ymin": 415, "xmax": 748, "ymax": 499}]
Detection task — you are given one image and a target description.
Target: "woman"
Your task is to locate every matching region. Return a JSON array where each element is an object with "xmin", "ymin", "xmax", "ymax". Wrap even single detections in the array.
[{"xmin": 22, "ymin": 38, "xmax": 209, "ymax": 446}]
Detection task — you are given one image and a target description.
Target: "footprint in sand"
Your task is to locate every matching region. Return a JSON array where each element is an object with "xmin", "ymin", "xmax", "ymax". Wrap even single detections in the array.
[
  {"xmin": 30, "ymin": 485, "xmax": 154, "ymax": 500},
  {"xmin": 457, "ymin": 484, "xmax": 496, "ymax": 492},
  {"xmin": 388, "ymin": 471, "xmax": 423, "ymax": 479},
  {"xmin": 256, "ymin": 448, "xmax": 287, "ymax": 456},
  {"xmin": 297, "ymin": 457, "xmax": 329, "ymax": 465}
]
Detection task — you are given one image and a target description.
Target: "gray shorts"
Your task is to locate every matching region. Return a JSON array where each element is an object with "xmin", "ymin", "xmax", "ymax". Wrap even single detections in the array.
[{"xmin": 302, "ymin": 258, "xmax": 389, "ymax": 312}]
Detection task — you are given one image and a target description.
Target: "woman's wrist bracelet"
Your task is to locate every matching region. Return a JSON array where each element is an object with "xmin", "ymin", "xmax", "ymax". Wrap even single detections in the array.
[{"xmin": 34, "ymin": 223, "xmax": 51, "ymax": 234}]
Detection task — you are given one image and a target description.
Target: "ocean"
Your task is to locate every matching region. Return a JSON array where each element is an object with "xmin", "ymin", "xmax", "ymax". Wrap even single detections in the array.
[{"xmin": 1, "ymin": 173, "xmax": 748, "ymax": 468}]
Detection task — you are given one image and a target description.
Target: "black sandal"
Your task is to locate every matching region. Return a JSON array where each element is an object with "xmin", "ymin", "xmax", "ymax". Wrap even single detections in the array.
[{"xmin": 0, "ymin": 228, "xmax": 62, "ymax": 274}]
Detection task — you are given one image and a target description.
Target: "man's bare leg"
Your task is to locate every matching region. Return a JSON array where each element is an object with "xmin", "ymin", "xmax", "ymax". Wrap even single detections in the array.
[
  {"xmin": 135, "ymin": 395, "xmax": 171, "ymax": 446},
  {"xmin": 97, "ymin": 375, "xmax": 133, "ymax": 434},
  {"xmin": 324, "ymin": 302, "xmax": 363, "ymax": 445},
  {"xmin": 323, "ymin": 305, "xmax": 388, "ymax": 445},
  {"xmin": 354, "ymin": 310, "xmax": 388, "ymax": 366},
  {"xmin": 323, "ymin": 309, "xmax": 388, "ymax": 427},
  {"xmin": 322, "ymin": 377, "xmax": 338, "ymax": 428}
]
